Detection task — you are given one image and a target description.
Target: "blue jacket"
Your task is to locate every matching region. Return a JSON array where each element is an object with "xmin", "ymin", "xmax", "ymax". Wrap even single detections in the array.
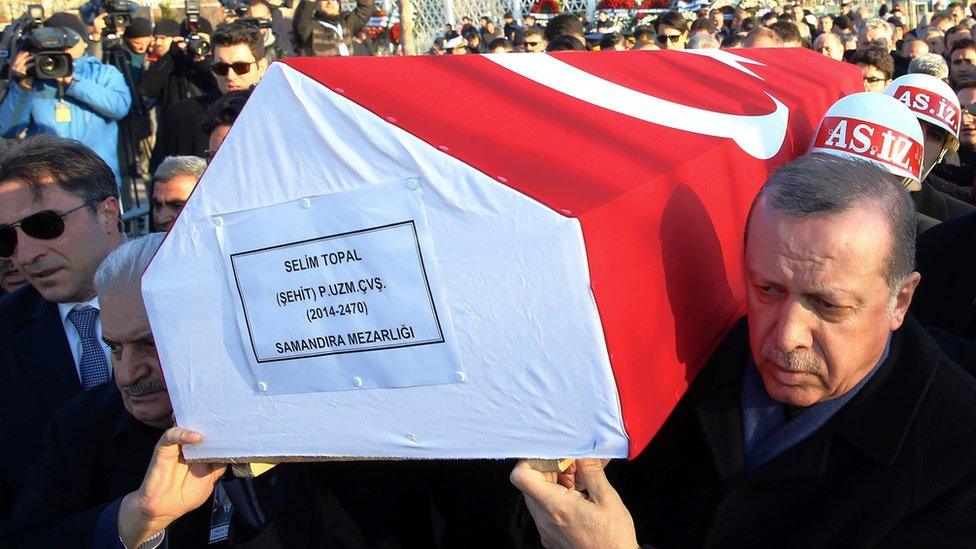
[{"xmin": 0, "ymin": 55, "xmax": 131, "ymax": 181}]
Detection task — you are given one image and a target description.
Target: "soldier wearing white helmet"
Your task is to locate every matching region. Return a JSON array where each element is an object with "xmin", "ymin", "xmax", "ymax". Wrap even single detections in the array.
[
  {"xmin": 808, "ymin": 92, "xmax": 938, "ymax": 231},
  {"xmin": 884, "ymin": 74, "xmax": 974, "ymax": 223}
]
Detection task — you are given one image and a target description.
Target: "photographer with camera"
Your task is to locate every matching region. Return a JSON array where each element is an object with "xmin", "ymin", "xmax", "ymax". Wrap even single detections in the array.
[
  {"xmin": 0, "ymin": 12, "xmax": 131, "ymax": 182},
  {"xmin": 242, "ymin": 0, "xmax": 292, "ymax": 62},
  {"xmin": 140, "ymin": 17, "xmax": 218, "ymax": 119},
  {"xmin": 149, "ymin": 21, "xmax": 267, "ymax": 171},
  {"xmin": 294, "ymin": 0, "xmax": 374, "ymax": 57}
]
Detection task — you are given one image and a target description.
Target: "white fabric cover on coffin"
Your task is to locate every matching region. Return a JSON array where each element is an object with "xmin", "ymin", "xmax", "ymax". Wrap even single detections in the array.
[{"xmin": 143, "ymin": 63, "xmax": 628, "ymax": 460}]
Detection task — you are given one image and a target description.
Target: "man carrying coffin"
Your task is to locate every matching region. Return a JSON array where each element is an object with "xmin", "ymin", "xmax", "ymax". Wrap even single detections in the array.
[
  {"xmin": 0, "ymin": 234, "xmax": 365, "ymax": 547},
  {"xmin": 2, "ymin": 234, "xmax": 524, "ymax": 548},
  {"xmin": 512, "ymin": 154, "xmax": 976, "ymax": 547}
]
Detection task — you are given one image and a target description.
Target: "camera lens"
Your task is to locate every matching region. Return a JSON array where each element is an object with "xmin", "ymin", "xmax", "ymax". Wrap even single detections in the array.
[{"xmin": 34, "ymin": 53, "xmax": 72, "ymax": 80}]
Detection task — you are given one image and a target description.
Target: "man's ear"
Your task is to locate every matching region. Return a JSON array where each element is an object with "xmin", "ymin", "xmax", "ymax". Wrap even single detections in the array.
[
  {"xmin": 101, "ymin": 196, "xmax": 122, "ymax": 234},
  {"xmin": 889, "ymin": 271, "xmax": 921, "ymax": 330}
]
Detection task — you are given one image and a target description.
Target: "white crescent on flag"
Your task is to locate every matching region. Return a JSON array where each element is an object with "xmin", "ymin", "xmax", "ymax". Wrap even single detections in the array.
[{"xmin": 483, "ymin": 52, "xmax": 790, "ymax": 160}]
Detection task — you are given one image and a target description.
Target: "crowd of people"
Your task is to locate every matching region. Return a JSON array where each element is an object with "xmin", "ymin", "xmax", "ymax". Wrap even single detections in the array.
[{"xmin": 2, "ymin": 0, "xmax": 976, "ymax": 547}]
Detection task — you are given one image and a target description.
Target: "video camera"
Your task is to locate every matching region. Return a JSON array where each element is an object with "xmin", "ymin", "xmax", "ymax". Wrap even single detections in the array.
[
  {"xmin": 220, "ymin": 0, "xmax": 251, "ymax": 17},
  {"xmin": 185, "ymin": 0, "xmax": 211, "ymax": 57},
  {"xmin": 24, "ymin": 27, "xmax": 77, "ymax": 80},
  {"xmin": 80, "ymin": 0, "xmax": 137, "ymax": 37},
  {"xmin": 0, "ymin": 4, "xmax": 44, "ymax": 80}
]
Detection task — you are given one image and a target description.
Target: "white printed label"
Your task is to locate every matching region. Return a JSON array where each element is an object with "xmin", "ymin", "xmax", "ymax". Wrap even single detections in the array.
[
  {"xmin": 214, "ymin": 179, "xmax": 462, "ymax": 395},
  {"xmin": 230, "ymin": 221, "xmax": 445, "ymax": 362}
]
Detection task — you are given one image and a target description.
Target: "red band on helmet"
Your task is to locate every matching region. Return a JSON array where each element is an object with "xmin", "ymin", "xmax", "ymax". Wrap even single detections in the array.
[
  {"xmin": 892, "ymin": 85, "xmax": 961, "ymax": 135},
  {"xmin": 813, "ymin": 116, "xmax": 923, "ymax": 179}
]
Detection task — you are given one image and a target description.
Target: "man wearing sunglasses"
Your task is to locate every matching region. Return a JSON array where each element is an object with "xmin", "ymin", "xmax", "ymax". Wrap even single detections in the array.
[
  {"xmin": 150, "ymin": 21, "xmax": 267, "ymax": 172},
  {"xmin": 653, "ymin": 10, "xmax": 689, "ymax": 51},
  {"xmin": 0, "ymin": 135, "xmax": 123, "ymax": 520}
]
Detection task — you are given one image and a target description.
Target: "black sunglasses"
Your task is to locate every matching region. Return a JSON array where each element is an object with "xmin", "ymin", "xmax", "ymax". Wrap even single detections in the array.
[
  {"xmin": 211, "ymin": 61, "xmax": 258, "ymax": 76},
  {"xmin": 0, "ymin": 199, "xmax": 101, "ymax": 259},
  {"xmin": 656, "ymin": 34, "xmax": 683, "ymax": 44}
]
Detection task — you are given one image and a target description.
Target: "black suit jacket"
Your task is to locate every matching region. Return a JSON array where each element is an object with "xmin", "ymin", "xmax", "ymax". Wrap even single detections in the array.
[
  {"xmin": 0, "ymin": 381, "xmax": 529, "ymax": 548},
  {"xmin": 610, "ymin": 316, "xmax": 976, "ymax": 548},
  {"xmin": 0, "ymin": 384, "xmax": 374, "ymax": 548},
  {"xmin": 912, "ymin": 210, "xmax": 976, "ymax": 337},
  {"xmin": 912, "ymin": 180, "xmax": 974, "ymax": 223},
  {"xmin": 0, "ymin": 285, "xmax": 80, "ymax": 520}
]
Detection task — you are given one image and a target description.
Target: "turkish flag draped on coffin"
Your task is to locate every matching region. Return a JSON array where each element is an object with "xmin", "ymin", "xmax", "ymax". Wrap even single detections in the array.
[{"xmin": 143, "ymin": 49, "xmax": 862, "ymax": 462}]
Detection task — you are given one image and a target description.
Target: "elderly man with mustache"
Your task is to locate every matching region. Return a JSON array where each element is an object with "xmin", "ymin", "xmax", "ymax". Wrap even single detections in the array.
[
  {"xmin": 0, "ymin": 234, "xmax": 371, "ymax": 548},
  {"xmin": 512, "ymin": 153, "xmax": 976, "ymax": 548}
]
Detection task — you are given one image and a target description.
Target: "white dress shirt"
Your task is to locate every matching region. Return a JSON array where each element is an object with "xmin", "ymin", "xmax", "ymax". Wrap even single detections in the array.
[{"xmin": 57, "ymin": 298, "xmax": 113, "ymax": 382}]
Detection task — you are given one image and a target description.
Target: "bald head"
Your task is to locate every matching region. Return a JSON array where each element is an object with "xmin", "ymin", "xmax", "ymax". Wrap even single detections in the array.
[{"xmin": 814, "ymin": 32, "xmax": 844, "ymax": 60}]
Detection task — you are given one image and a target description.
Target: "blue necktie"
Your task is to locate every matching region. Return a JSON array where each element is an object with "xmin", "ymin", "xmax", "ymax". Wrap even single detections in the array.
[{"xmin": 68, "ymin": 306, "xmax": 110, "ymax": 389}]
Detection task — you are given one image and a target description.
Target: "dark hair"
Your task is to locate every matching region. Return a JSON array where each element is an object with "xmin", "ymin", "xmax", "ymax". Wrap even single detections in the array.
[
  {"xmin": 487, "ymin": 37, "xmax": 512, "ymax": 51},
  {"xmin": 544, "ymin": 13, "xmax": 585, "ymax": 41},
  {"xmin": 201, "ymin": 89, "xmax": 253, "ymax": 135},
  {"xmin": 690, "ymin": 16, "xmax": 715, "ymax": 34},
  {"xmin": 0, "ymin": 135, "xmax": 118, "ymax": 207},
  {"xmin": 721, "ymin": 34, "xmax": 743, "ymax": 48},
  {"xmin": 545, "ymin": 34, "xmax": 585, "ymax": 51},
  {"xmin": 654, "ymin": 10, "xmax": 689, "ymax": 34},
  {"xmin": 212, "ymin": 21, "xmax": 265, "ymax": 60},
  {"xmin": 833, "ymin": 15, "xmax": 852, "ymax": 31},
  {"xmin": 747, "ymin": 153, "xmax": 916, "ymax": 290},
  {"xmin": 523, "ymin": 26, "xmax": 545, "ymax": 40},
  {"xmin": 946, "ymin": 24, "xmax": 968, "ymax": 37},
  {"xmin": 770, "ymin": 21, "xmax": 801, "ymax": 44},
  {"xmin": 950, "ymin": 37, "xmax": 976, "ymax": 55},
  {"xmin": 852, "ymin": 45, "xmax": 894, "ymax": 79},
  {"xmin": 633, "ymin": 25, "xmax": 655, "ymax": 42},
  {"xmin": 740, "ymin": 16, "xmax": 758, "ymax": 32},
  {"xmin": 760, "ymin": 11, "xmax": 778, "ymax": 24},
  {"xmin": 599, "ymin": 32, "xmax": 625, "ymax": 50}
]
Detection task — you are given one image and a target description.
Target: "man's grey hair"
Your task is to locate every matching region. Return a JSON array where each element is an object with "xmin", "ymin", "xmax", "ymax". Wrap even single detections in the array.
[
  {"xmin": 746, "ymin": 153, "xmax": 916, "ymax": 292},
  {"xmin": 909, "ymin": 53, "xmax": 950, "ymax": 79},
  {"xmin": 688, "ymin": 33, "xmax": 720, "ymax": 49},
  {"xmin": 94, "ymin": 233, "xmax": 165, "ymax": 296},
  {"xmin": 813, "ymin": 32, "xmax": 842, "ymax": 48},
  {"xmin": 153, "ymin": 155, "xmax": 206, "ymax": 184},
  {"xmin": 857, "ymin": 17, "xmax": 894, "ymax": 50}
]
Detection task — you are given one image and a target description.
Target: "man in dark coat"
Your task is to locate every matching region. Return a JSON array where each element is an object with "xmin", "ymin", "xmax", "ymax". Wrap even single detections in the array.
[
  {"xmin": 293, "ymin": 0, "xmax": 374, "ymax": 57},
  {"xmin": 2, "ymin": 234, "xmax": 529, "ymax": 548},
  {"xmin": 512, "ymin": 154, "xmax": 976, "ymax": 547},
  {"xmin": 149, "ymin": 22, "xmax": 267, "ymax": 172},
  {"xmin": 912, "ymin": 209, "xmax": 976, "ymax": 340},
  {"xmin": 140, "ymin": 18, "xmax": 218, "ymax": 118},
  {"xmin": 0, "ymin": 136, "xmax": 123, "ymax": 520}
]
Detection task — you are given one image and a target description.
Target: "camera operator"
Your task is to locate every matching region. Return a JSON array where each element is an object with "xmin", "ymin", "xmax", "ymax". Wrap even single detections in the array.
[
  {"xmin": 149, "ymin": 21, "xmax": 266, "ymax": 171},
  {"xmin": 0, "ymin": 12, "xmax": 131, "ymax": 182},
  {"xmin": 294, "ymin": 0, "xmax": 374, "ymax": 57},
  {"xmin": 140, "ymin": 18, "xmax": 217, "ymax": 119},
  {"xmin": 244, "ymin": 0, "xmax": 292, "ymax": 62},
  {"xmin": 103, "ymin": 16, "xmax": 156, "ymax": 194}
]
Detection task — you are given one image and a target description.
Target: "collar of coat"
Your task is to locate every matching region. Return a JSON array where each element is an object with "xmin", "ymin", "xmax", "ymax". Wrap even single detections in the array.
[{"xmin": 692, "ymin": 314, "xmax": 944, "ymax": 483}]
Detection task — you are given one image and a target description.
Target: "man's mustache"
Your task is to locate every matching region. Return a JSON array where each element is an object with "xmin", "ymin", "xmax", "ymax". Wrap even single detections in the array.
[
  {"xmin": 122, "ymin": 378, "xmax": 167, "ymax": 396},
  {"xmin": 760, "ymin": 342, "xmax": 826, "ymax": 377}
]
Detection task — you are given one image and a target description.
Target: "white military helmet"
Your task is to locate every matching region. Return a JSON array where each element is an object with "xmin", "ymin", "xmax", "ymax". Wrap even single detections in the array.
[
  {"xmin": 884, "ymin": 73, "xmax": 961, "ymax": 157},
  {"xmin": 809, "ymin": 92, "xmax": 924, "ymax": 189}
]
